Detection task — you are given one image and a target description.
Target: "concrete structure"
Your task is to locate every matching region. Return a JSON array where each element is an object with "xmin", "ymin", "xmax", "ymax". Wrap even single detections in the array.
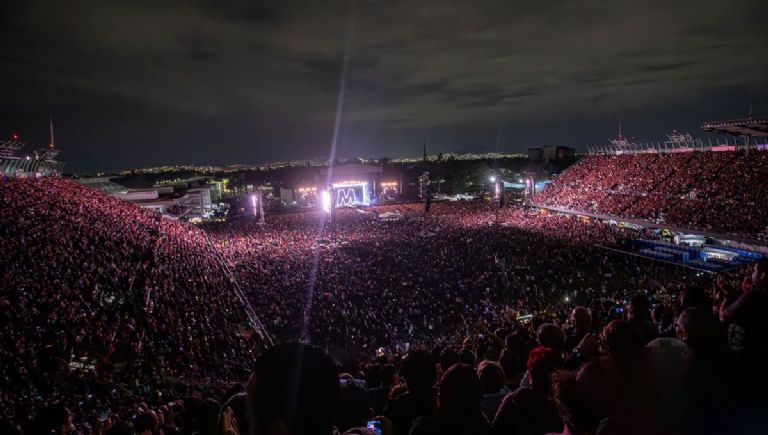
[
  {"xmin": 77, "ymin": 177, "xmax": 129, "ymax": 195},
  {"xmin": 114, "ymin": 189, "xmax": 159, "ymax": 201},
  {"xmin": 1, "ymin": 139, "xmax": 65, "ymax": 176},
  {"xmin": 77, "ymin": 178, "xmax": 217, "ymax": 219}
]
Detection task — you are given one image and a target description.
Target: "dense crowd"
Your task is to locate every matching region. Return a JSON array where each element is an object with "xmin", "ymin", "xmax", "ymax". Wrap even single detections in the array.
[
  {"xmin": 534, "ymin": 150, "xmax": 768, "ymax": 237},
  {"xmin": 1, "ymin": 178, "xmax": 260, "ymax": 434},
  {"xmin": 1, "ymin": 177, "xmax": 766, "ymax": 434},
  {"xmin": 204, "ymin": 203, "xmax": 671, "ymax": 358}
]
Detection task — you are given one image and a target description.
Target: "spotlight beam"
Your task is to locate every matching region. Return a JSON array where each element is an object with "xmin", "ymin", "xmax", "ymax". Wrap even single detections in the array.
[{"xmin": 300, "ymin": 2, "xmax": 356, "ymax": 343}]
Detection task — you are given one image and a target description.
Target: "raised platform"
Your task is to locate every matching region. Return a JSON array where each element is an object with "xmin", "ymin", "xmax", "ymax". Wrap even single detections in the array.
[{"xmin": 702, "ymin": 116, "xmax": 768, "ymax": 137}]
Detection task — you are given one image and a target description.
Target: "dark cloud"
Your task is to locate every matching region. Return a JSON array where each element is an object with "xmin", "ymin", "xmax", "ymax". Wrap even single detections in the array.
[{"xmin": 0, "ymin": 0, "xmax": 766, "ymax": 172}]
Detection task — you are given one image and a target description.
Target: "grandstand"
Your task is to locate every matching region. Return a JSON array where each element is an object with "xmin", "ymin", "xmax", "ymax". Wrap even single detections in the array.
[
  {"xmin": 0, "ymin": 177, "xmax": 271, "ymax": 380},
  {"xmin": 535, "ymin": 137, "xmax": 768, "ymax": 239},
  {"xmin": 702, "ymin": 115, "xmax": 768, "ymax": 138},
  {"xmin": 3, "ymin": 172, "xmax": 768, "ymax": 434},
  {"xmin": 0, "ymin": 134, "xmax": 66, "ymax": 176},
  {"xmin": 3, "ymin": 116, "xmax": 768, "ymax": 435}
]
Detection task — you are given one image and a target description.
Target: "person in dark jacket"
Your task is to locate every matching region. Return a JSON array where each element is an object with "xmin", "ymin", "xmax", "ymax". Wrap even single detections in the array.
[
  {"xmin": 409, "ymin": 364, "xmax": 491, "ymax": 435},
  {"xmin": 384, "ymin": 349, "xmax": 437, "ymax": 435}
]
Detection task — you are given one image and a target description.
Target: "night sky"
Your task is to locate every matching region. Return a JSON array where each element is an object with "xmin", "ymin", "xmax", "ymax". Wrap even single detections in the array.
[{"xmin": 1, "ymin": 0, "xmax": 766, "ymax": 173}]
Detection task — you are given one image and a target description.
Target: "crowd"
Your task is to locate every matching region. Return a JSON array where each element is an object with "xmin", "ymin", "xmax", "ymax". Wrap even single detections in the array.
[
  {"xmin": 534, "ymin": 150, "xmax": 768, "ymax": 238},
  {"xmin": 1, "ymin": 178, "xmax": 260, "ymax": 434},
  {"xmin": 204, "ymin": 203, "xmax": 677, "ymax": 359},
  {"xmin": 1, "ymin": 177, "xmax": 766, "ymax": 434}
]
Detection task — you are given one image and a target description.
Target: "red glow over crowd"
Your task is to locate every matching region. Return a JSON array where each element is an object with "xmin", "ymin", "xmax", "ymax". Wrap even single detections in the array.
[
  {"xmin": 1, "ymin": 176, "xmax": 766, "ymax": 435},
  {"xmin": 534, "ymin": 151, "xmax": 768, "ymax": 238}
]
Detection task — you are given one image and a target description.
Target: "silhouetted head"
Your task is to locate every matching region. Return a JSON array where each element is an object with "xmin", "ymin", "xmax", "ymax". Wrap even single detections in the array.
[
  {"xmin": 537, "ymin": 323, "xmax": 566, "ymax": 351},
  {"xmin": 675, "ymin": 308, "xmax": 720, "ymax": 351},
  {"xmin": 571, "ymin": 307, "xmax": 592, "ymax": 332},
  {"xmin": 527, "ymin": 347, "xmax": 563, "ymax": 393},
  {"xmin": 553, "ymin": 368, "xmax": 605, "ymax": 434},
  {"xmin": 439, "ymin": 346, "xmax": 460, "ymax": 372},
  {"xmin": 477, "ymin": 360, "xmax": 506, "ymax": 394},
  {"xmin": 401, "ymin": 348, "xmax": 437, "ymax": 392},
  {"xmin": 246, "ymin": 343, "xmax": 340, "ymax": 435},
  {"xmin": 752, "ymin": 258, "xmax": 768, "ymax": 289},
  {"xmin": 438, "ymin": 364, "xmax": 482, "ymax": 416},
  {"xmin": 600, "ymin": 320, "xmax": 644, "ymax": 360},
  {"xmin": 629, "ymin": 294, "xmax": 650, "ymax": 321}
]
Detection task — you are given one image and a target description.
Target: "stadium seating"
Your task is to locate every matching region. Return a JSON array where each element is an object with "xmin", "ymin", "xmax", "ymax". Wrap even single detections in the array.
[
  {"xmin": 0, "ymin": 177, "xmax": 259, "ymax": 385},
  {"xmin": 535, "ymin": 150, "xmax": 768, "ymax": 238},
  {"xmin": 2, "ymin": 177, "xmax": 766, "ymax": 435}
]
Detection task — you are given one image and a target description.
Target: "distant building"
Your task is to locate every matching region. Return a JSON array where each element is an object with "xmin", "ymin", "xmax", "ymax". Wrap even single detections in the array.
[
  {"xmin": 556, "ymin": 146, "xmax": 576, "ymax": 160},
  {"xmin": 113, "ymin": 189, "xmax": 159, "ymax": 201},
  {"xmin": 528, "ymin": 148, "xmax": 543, "ymax": 161},
  {"xmin": 542, "ymin": 147, "xmax": 557, "ymax": 161},
  {"xmin": 187, "ymin": 187, "xmax": 212, "ymax": 211},
  {"xmin": 153, "ymin": 176, "xmax": 223, "ymax": 202},
  {"xmin": 116, "ymin": 187, "xmax": 213, "ymax": 219},
  {"xmin": 78, "ymin": 176, "xmax": 217, "ymax": 219},
  {"xmin": 528, "ymin": 146, "xmax": 575, "ymax": 162}
]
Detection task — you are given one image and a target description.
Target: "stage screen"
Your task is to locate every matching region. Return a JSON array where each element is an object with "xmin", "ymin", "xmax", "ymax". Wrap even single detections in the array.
[
  {"xmin": 296, "ymin": 188, "xmax": 318, "ymax": 208},
  {"xmin": 333, "ymin": 182, "xmax": 368, "ymax": 207}
]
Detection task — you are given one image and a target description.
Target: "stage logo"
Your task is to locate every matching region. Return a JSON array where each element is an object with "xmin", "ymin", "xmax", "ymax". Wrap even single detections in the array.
[{"xmin": 336, "ymin": 188, "xmax": 357, "ymax": 207}]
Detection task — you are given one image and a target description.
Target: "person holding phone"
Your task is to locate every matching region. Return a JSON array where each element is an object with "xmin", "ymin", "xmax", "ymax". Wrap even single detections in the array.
[{"xmin": 337, "ymin": 376, "xmax": 394, "ymax": 435}]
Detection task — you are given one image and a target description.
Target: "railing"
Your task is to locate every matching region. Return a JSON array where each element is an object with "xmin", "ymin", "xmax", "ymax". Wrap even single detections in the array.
[
  {"xmin": 202, "ymin": 232, "xmax": 274, "ymax": 348},
  {"xmin": 587, "ymin": 137, "xmax": 768, "ymax": 156}
]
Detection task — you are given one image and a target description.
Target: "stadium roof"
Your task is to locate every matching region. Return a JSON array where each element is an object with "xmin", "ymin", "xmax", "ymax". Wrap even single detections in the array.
[{"xmin": 702, "ymin": 116, "xmax": 768, "ymax": 137}]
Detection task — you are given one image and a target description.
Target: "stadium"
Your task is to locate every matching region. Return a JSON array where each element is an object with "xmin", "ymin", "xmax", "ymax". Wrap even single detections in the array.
[
  {"xmin": 2, "ymin": 114, "xmax": 768, "ymax": 434},
  {"xmin": 2, "ymin": 0, "xmax": 768, "ymax": 433}
]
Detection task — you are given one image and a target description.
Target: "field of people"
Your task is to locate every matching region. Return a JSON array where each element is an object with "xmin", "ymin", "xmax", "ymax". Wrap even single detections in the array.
[
  {"xmin": 204, "ymin": 202, "xmax": 694, "ymax": 359},
  {"xmin": 1, "ymin": 177, "xmax": 765, "ymax": 434}
]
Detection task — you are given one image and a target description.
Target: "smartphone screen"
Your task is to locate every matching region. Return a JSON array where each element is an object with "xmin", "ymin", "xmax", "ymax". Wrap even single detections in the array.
[{"xmin": 367, "ymin": 420, "xmax": 382, "ymax": 435}]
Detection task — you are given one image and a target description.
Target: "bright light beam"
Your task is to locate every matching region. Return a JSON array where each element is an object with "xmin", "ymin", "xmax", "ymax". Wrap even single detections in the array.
[
  {"xmin": 300, "ymin": 2, "xmax": 356, "ymax": 343},
  {"xmin": 321, "ymin": 190, "xmax": 332, "ymax": 213},
  {"xmin": 250, "ymin": 193, "xmax": 258, "ymax": 217}
]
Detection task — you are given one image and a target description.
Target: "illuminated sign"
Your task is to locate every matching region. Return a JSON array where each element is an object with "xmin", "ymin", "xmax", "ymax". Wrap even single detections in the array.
[
  {"xmin": 332, "ymin": 182, "xmax": 368, "ymax": 207},
  {"xmin": 337, "ymin": 188, "xmax": 357, "ymax": 207}
]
